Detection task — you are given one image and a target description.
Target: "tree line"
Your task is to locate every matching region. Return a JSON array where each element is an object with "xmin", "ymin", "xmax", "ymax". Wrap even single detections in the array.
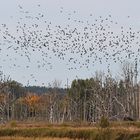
[{"xmin": 0, "ymin": 62, "xmax": 139, "ymax": 123}]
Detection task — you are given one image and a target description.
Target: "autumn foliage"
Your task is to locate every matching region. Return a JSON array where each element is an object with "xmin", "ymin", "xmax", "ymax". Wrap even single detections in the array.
[{"xmin": 24, "ymin": 93, "xmax": 40, "ymax": 107}]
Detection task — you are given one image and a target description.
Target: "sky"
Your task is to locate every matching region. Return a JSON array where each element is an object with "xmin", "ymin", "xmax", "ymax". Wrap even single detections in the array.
[{"xmin": 0, "ymin": 0, "xmax": 140, "ymax": 87}]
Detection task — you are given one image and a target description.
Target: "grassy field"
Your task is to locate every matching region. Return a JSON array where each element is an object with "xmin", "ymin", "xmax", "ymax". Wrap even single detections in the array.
[
  {"xmin": 0, "ymin": 137, "xmax": 74, "ymax": 140},
  {"xmin": 0, "ymin": 121, "xmax": 140, "ymax": 140}
]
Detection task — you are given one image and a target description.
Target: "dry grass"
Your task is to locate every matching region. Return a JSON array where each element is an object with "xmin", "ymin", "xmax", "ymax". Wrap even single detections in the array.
[
  {"xmin": 1, "ymin": 121, "xmax": 140, "ymax": 140},
  {"xmin": 0, "ymin": 137, "xmax": 75, "ymax": 140},
  {"xmin": 1, "ymin": 120, "xmax": 139, "ymax": 128},
  {"xmin": 1, "ymin": 121, "xmax": 95, "ymax": 129}
]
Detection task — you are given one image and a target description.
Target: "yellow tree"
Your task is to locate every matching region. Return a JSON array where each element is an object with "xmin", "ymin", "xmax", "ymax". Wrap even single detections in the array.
[{"xmin": 24, "ymin": 93, "xmax": 40, "ymax": 119}]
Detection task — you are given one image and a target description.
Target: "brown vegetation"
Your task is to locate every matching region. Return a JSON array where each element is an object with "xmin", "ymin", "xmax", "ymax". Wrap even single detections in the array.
[
  {"xmin": 0, "ymin": 121, "xmax": 140, "ymax": 140},
  {"xmin": 0, "ymin": 137, "xmax": 74, "ymax": 140}
]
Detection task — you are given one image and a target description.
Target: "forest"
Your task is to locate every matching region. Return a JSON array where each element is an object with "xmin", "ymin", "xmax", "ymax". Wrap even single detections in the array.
[{"xmin": 0, "ymin": 61, "xmax": 139, "ymax": 124}]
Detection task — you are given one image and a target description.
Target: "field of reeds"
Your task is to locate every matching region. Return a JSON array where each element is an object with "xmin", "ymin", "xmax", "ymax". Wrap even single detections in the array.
[
  {"xmin": 0, "ymin": 137, "xmax": 73, "ymax": 140},
  {"xmin": 0, "ymin": 121, "xmax": 140, "ymax": 140}
]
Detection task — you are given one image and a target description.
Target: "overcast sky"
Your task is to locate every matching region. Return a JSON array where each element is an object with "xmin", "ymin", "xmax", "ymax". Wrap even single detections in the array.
[{"xmin": 0, "ymin": 0, "xmax": 140, "ymax": 87}]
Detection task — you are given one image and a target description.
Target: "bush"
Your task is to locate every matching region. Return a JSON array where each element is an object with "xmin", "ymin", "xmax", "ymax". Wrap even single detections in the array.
[
  {"xmin": 99, "ymin": 116, "xmax": 110, "ymax": 128},
  {"xmin": 10, "ymin": 121, "xmax": 17, "ymax": 128}
]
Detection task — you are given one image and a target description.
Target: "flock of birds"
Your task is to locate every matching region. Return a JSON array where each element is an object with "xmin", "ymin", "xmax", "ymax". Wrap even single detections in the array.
[{"xmin": 0, "ymin": 4, "xmax": 140, "ymax": 85}]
